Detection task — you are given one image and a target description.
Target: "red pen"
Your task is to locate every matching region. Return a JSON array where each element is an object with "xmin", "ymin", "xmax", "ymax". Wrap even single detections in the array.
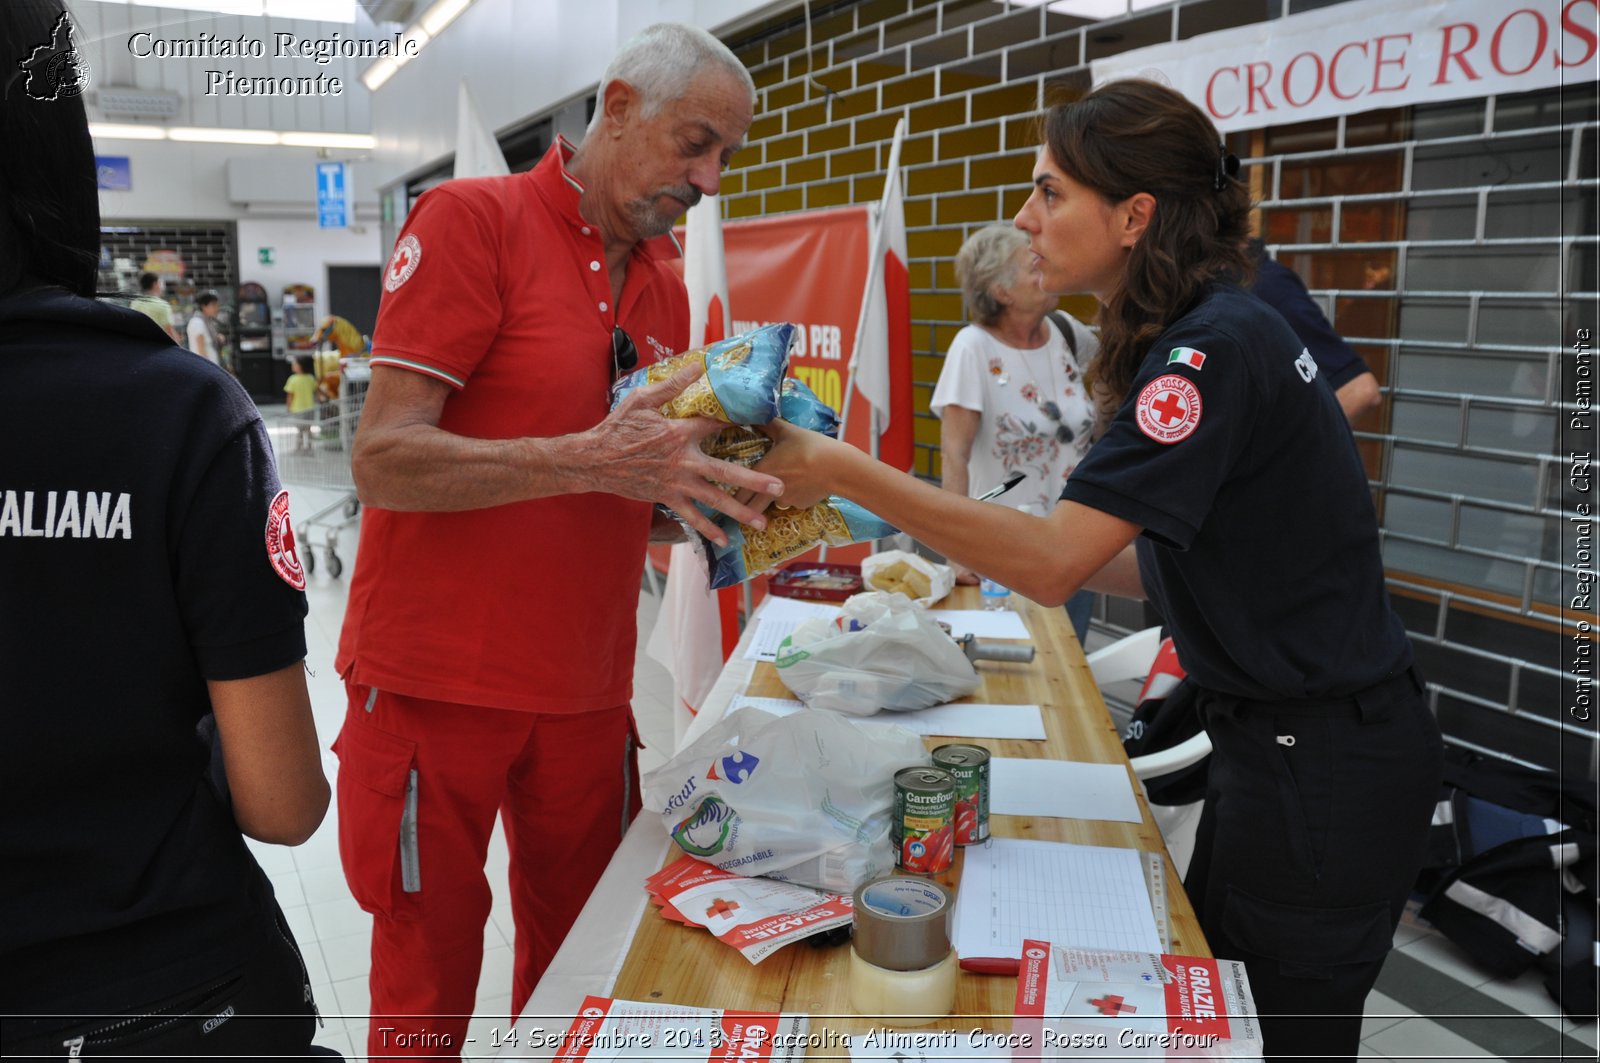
[{"xmin": 959, "ymin": 956, "xmax": 1021, "ymax": 975}]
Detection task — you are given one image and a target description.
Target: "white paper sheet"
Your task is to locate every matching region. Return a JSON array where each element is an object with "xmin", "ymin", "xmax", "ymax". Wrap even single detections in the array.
[
  {"xmin": 952, "ymin": 838, "xmax": 1161, "ymax": 962},
  {"xmin": 724, "ymin": 698, "xmax": 1047, "ymax": 741},
  {"xmin": 926, "ymin": 608, "xmax": 1031, "ymax": 640},
  {"xmin": 743, "ymin": 599, "xmax": 843, "ymax": 661},
  {"xmin": 989, "ymin": 758, "xmax": 1142, "ymax": 823}
]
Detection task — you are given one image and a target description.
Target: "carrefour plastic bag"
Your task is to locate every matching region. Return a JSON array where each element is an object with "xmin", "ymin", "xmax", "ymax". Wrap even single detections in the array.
[
  {"xmin": 774, "ymin": 591, "xmax": 980, "ymax": 715},
  {"xmin": 642, "ymin": 706, "xmax": 927, "ymax": 893}
]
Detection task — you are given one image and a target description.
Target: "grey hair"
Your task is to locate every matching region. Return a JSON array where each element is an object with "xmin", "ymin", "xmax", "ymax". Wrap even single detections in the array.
[
  {"xmin": 587, "ymin": 23, "xmax": 755, "ymax": 133},
  {"xmin": 955, "ymin": 224, "xmax": 1029, "ymax": 326}
]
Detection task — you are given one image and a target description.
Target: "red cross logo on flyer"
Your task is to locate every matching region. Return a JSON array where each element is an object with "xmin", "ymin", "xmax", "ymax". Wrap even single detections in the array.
[
  {"xmin": 1088, "ymin": 994, "xmax": 1138, "ymax": 1016},
  {"xmin": 706, "ymin": 897, "xmax": 740, "ymax": 919},
  {"xmin": 384, "ymin": 233, "xmax": 421, "ymax": 292},
  {"xmin": 1135, "ymin": 374, "xmax": 1203, "ymax": 444}
]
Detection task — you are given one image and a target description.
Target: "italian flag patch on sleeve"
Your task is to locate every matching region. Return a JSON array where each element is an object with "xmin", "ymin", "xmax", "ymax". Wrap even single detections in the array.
[{"xmin": 1168, "ymin": 347, "xmax": 1206, "ymax": 370}]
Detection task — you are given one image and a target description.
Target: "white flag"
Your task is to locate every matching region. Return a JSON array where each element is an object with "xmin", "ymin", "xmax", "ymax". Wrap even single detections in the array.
[
  {"xmin": 684, "ymin": 194, "xmax": 731, "ymax": 348},
  {"xmin": 453, "ymin": 79, "xmax": 509, "ymax": 180},
  {"xmin": 850, "ymin": 117, "xmax": 908, "ymax": 441},
  {"xmin": 647, "ymin": 195, "xmax": 735, "ymax": 748}
]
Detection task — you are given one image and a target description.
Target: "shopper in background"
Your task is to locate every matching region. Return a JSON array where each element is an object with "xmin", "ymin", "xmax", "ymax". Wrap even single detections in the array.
[
  {"xmin": 186, "ymin": 288, "xmax": 222, "ymax": 363},
  {"xmin": 285, "ymin": 354, "xmax": 320, "ymax": 452},
  {"xmin": 130, "ymin": 269, "xmax": 179, "ymax": 343},
  {"xmin": 933, "ymin": 224, "xmax": 1100, "ymax": 642},
  {"xmin": 1, "ymin": 0, "xmax": 333, "ymax": 1055},
  {"xmin": 1249, "ymin": 238, "xmax": 1381, "ymax": 422},
  {"xmin": 757, "ymin": 78, "xmax": 1441, "ymax": 1062},
  {"xmin": 334, "ymin": 22, "xmax": 778, "ymax": 1059}
]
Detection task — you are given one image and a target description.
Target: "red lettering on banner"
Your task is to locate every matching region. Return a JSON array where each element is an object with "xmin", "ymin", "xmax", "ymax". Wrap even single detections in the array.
[
  {"xmin": 1206, "ymin": 67, "xmax": 1241, "ymax": 119},
  {"xmin": 1282, "ymin": 51, "xmax": 1324, "ymax": 107},
  {"xmin": 1329, "ymin": 41, "xmax": 1369, "ymax": 99},
  {"xmin": 1434, "ymin": 22, "xmax": 1482, "ymax": 83},
  {"xmin": 1371, "ymin": 33, "xmax": 1412, "ymax": 92},
  {"xmin": 1121, "ymin": 0, "xmax": 1600, "ymax": 134},
  {"xmin": 1561, "ymin": 0, "xmax": 1599, "ymax": 68},
  {"xmin": 1244, "ymin": 61, "xmax": 1276, "ymax": 113},
  {"xmin": 1491, "ymin": 9, "xmax": 1548, "ymax": 76}
]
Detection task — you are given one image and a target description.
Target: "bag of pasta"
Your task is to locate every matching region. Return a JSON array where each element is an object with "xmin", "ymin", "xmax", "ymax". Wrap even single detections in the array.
[{"xmin": 610, "ymin": 324, "xmax": 897, "ymax": 589}]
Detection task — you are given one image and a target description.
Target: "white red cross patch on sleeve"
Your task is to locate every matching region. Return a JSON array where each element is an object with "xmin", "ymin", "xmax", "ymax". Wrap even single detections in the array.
[
  {"xmin": 265, "ymin": 489, "xmax": 306, "ymax": 590},
  {"xmin": 384, "ymin": 233, "xmax": 421, "ymax": 292},
  {"xmin": 1135, "ymin": 374, "xmax": 1203, "ymax": 444}
]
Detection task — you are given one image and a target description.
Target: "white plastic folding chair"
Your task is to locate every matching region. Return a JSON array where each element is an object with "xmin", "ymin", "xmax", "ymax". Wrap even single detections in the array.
[
  {"xmin": 1088, "ymin": 627, "xmax": 1210, "ymax": 878},
  {"xmin": 1085, "ymin": 625, "xmax": 1164, "ymax": 686}
]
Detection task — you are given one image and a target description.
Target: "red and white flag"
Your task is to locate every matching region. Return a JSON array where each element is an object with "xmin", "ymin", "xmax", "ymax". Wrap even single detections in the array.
[
  {"xmin": 844, "ymin": 116, "xmax": 914, "ymax": 471},
  {"xmin": 646, "ymin": 194, "xmax": 741, "ymax": 747}
]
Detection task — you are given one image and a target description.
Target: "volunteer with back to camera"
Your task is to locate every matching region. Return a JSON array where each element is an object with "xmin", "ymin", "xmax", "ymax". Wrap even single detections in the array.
[
  {"xmin": 1, "ymin": 1, "xmax": 332, "ymax": 1055},
  {"xmin": 757, "ymin": 78, "xmax": 1443, "ymax": 1061}
]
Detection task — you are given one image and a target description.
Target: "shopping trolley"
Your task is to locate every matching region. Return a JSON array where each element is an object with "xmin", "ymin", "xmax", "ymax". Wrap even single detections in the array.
[{"xmin": 265, "ymin": 360, "xmax": 370, "ymax": 578}]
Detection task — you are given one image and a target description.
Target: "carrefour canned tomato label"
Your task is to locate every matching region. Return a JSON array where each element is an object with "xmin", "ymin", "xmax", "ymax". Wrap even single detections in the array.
[
  {"xmin": 893, "ymin": 766, "xmax": 955, "ymax": 875},
  {"xmin": 933, "ymin": 743, "xmax": 990, "ymax": 846}
]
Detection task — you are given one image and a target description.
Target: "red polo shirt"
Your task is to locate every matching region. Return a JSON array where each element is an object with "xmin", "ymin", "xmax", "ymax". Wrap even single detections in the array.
[{"xmin": 336, "ymin": 138, "xmax": 688, "ymax": 712}]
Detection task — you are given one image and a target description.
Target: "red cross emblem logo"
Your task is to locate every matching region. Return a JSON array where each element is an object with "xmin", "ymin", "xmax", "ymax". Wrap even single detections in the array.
[
  {"xmin": 384, "ymin": 233, "xmax": 422, "ymax": 292},
  {"xmin": 1087, "ymin": 994, "xmax": 1138, "ymax": 1016},
  {"xmin": 1135, "ymin": 374, "xmax": 1203, "ymax": 444},
  {"xmin": 705, "ymin": 897, "xmax": 740, "ymax": 919},
  {"xmin": 264, "ymin": 489, "xmax": 305, "ymax": 590}
]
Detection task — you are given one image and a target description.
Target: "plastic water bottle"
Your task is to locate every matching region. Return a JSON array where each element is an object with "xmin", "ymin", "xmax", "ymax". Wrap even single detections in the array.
[{"xmin": 980, "ymin": 577, "xmax": 1011, "ymax": 611}]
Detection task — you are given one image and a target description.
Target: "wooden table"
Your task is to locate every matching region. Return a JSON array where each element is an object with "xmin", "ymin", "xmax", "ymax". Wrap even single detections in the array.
[{"xmin": 506, "ymin": 588, "xmax": 1206, "ymax": 1056}]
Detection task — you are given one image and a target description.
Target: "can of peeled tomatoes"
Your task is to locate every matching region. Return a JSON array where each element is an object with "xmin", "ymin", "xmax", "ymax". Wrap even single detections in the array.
[
  {"xmin": 892, "ymin": 766, "xmax": 956, "ymax": 874},
  {"xmin": 932, "ymin": 743, "xmax": 990, "ymax": 846}
]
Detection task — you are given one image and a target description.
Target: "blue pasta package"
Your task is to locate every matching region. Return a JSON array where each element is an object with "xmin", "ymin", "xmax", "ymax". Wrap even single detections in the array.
[{"xmin": 608, "ymin": 323, "xmax": 896, "ymax": 589}]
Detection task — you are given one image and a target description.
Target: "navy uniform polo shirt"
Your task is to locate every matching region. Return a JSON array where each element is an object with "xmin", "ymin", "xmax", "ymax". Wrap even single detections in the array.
[
  {"xmin": 1, "ymin": 288, "xmax": 308, "ymax": 1015},
  {"xmin": 1063, "ymin": 284, "xmax": 1411, "ymax": 701},
  {"xmin": 1251, "ymin": 248, "xmax": 1371, "ymax": 391}
]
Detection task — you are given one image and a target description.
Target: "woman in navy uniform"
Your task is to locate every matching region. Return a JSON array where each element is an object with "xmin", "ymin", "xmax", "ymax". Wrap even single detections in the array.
[
  {"xmin": 1, "ymin": 1, "xmax": 335, "ymax": 1055},
  {"xmin": 758, "ymin": 78, "xmax": 1442, "ymax": 1060}
]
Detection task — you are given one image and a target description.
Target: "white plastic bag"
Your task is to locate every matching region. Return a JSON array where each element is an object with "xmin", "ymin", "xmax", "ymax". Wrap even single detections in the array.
[
  {"xmin": 641, "ymin": 706, "xmax": 927, "ymax": 892},
  {"xmin": 861, "ymin": 549, "xmax": 955, "ymax": 607},
  {"xmin": 773, "ymin": 591, "xmax": 980, "ymax": 715}
]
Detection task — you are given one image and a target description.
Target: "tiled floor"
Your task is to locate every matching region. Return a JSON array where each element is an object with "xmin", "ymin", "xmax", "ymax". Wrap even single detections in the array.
[{"xmin": 264, "ymin": 482, "xmax": 1595, "ymax": 1061}]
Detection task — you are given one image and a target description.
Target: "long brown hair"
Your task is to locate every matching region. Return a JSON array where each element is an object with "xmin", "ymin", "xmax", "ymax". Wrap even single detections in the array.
[{"xmin": 1043, "ymin": 79, "xmax": 1251, "ymax": 406}]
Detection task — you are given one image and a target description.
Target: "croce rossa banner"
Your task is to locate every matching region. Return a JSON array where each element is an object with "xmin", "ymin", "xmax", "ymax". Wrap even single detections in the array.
[{"xmin": 1092, "ymin": 0, "xmax": 1597, "ymax": 133}]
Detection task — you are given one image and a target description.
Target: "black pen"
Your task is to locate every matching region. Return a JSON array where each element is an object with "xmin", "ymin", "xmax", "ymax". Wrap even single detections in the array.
[{"xmin": 975, "ymin": 473, "xmax": 1025, "ymax": 502}]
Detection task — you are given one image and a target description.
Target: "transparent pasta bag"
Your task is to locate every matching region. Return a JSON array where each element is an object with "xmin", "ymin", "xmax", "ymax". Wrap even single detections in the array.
[
  {"xmin": 861, "ymin": 549, "xmax": 955, "ymax": 606},
  {"xmin": 609, "ymin": 326, "xmax": 897, "ymax": 589}
]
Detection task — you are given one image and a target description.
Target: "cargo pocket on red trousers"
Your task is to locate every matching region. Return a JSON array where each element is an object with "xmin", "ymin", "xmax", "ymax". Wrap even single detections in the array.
[
  {"xmin": 1222, "ymin": 886, "xmax": 1392, "ymax": 981},
  {"xmin": 332, "ymin": 719, "xmax": 420, "ymax": 919}
]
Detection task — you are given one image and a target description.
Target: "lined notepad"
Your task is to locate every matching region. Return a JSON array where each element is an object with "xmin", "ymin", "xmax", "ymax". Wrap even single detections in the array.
[{"xmin": 953, "ymin": 838, "xmax": 1162, "ymax": 961}]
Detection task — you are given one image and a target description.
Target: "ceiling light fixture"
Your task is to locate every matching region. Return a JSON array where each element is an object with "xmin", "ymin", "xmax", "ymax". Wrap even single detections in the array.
[
  {"xmin": 90, "ymin": 125, "xmax": 376, "ymax": 150},
  {"xmin": 87, "ymin": 122, "xmax": 167, "ymax": 140},
  {"xmin": 362, "ymin": 0, "xmax": 475, "ymax": 92},
  {"xmin": 168, "ymin": 126, "xmax": 283, "ymax": 145}
]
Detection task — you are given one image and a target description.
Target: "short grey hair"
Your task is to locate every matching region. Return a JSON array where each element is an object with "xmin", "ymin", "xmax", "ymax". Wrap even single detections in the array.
[
  {"xmin": 587, "ymin": 23, "xmax": 755, "ymax": 133},
  {"xmin": 955, "ymin": 224, "xmax": 1029, "ymax": 326}
]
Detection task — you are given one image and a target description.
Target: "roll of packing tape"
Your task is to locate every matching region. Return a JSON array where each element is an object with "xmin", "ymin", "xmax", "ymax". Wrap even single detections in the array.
[
  {"xmin": 850, "ymin": 876, "xmax": 958, "ymax": 1025},
  {"xmin": 852, "ymin": 876, "xmax": 952, "ymax": 971}
]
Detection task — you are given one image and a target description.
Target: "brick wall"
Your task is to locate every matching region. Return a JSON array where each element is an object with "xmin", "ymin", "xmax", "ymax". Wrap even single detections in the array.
[{"xmin": 718, "ymin": 0, "xmax": 1273, "ymax": 480}]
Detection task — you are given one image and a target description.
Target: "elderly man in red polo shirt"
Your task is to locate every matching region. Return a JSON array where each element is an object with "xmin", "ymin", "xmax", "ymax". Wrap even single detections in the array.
[{"xmin": 333, "ymin": 23, "xmax": 775, "ymax": 1058}]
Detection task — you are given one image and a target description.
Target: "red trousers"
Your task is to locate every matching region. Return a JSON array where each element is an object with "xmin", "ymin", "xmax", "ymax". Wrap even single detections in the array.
[{"xmin": 333, "ymin": 683, "xmax": 641, "ymax": 1060}]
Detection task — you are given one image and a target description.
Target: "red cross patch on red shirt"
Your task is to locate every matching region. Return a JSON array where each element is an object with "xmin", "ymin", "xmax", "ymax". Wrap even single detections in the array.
[{"xmin": 1135, "ymin": 374, "xmax": 1203, "ymax": 444}]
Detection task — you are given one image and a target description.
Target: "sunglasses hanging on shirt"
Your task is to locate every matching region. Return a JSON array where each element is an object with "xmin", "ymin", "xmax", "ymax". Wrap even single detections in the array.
[{"xmin": 612, "ymin": 326, "xmax": 639, "ymax": 381}]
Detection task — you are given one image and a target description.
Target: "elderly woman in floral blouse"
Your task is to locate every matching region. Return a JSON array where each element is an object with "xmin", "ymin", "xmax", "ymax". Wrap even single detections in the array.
[{"xmin": 931, "ymin": 224, "xmax": 1103, "ymax": 641}]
